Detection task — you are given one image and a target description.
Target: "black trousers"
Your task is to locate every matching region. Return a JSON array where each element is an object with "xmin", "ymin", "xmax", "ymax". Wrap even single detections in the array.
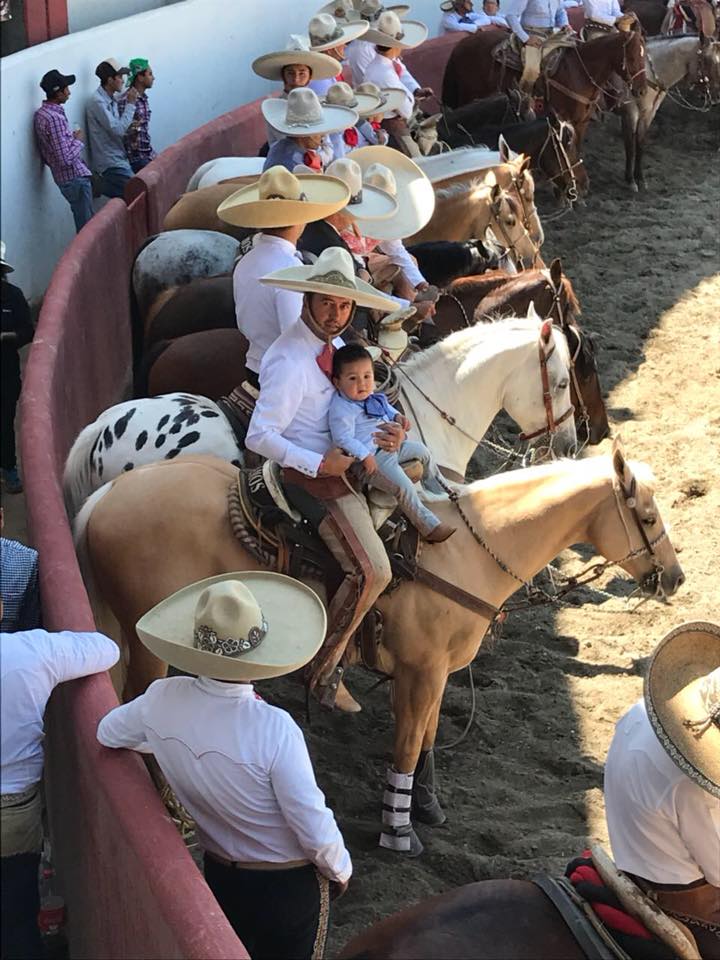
[
  {"xmin": 204, "ymin": 856, "xmax": 326, "ymax": 960},
  {"xmin": 1, "ymin": 378, "xmax": 20, "ymax": 471},
  {"xmin": 1, "ymin": 852, "xmax": 43, "ymax": 959}
]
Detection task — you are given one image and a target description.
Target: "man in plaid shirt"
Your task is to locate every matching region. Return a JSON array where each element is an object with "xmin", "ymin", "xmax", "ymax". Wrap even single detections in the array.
[
  {"xmin": 33, "ymin": 69, "xmax": 94, "ymax": 233},
  {"xmin": 118, "ymin": 58, "xmax": 157, "ymax": 173}
]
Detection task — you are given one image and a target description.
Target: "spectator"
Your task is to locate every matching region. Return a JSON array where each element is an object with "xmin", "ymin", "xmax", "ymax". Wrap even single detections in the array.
[
  {"xmin": 86, "ymin": 58, "xmax": 138, "ymax": 199},
  {"xmin": 0, "ymin": 245, "xmax": 33, "ymax": 495},
  {"xmin": 440, "ymin": 0, "xmax": 493, "ymax": 32},
  {"xmin": 33, "ymin": 69, "xmax": 94, "ymax": 233},
  {"xmin": 1, "ymin": 626, "xmax": 118, "ymax": 959},
  {"xmin": 0, "ymin": 503, "xmax": 40, "ymax": 632},
  {"xmin": 306, "ymin": 13, "xmax": 368, "ymax": 96},
  {"xmin": 97, "ymin": 574, "xmax": 351, "ymax": 959},
  {"xmin": 483, "ymin": 0, "xmax": 510, "ymax": 26},
  {"xmin": 118, "ymin": 58, "xmax": 156, "ymax": 173}
]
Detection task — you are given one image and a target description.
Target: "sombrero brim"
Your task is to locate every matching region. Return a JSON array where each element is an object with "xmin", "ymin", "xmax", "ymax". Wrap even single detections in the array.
[
  {"xmin": 217, "ymin": 174, "xmax": 351, "ymax": 228},
  {"xmin": 252, "ymin": 49, "xmax": 341, "ymax": 81},
  {"xmin": 350, "ymin": 0, "xmax": 411, "ymax": 15},
  {"xmin": 310, "ymin": 19, "xmax": 369, "ymax": 50},
  {"xmin": 260, "ymin": 266, "xmax": 399, "ymax": 312},
  {"xmin": 262, "ymin": 98, "xmax": 358, "ymax": 136},
  {"xmin": 0, "ymin": 261, "xmax": 14, "ymax": 273},
  {"xmin": 644, "ymin": 621, "xmax": 720, "ymax": 799},
  {"xmin": 347, "ymin": 144, "xmax": 436, "ymax": 239},
  {"xmin": 345, "ymin": 182, "xmax": 398, "ymax": 221},
  {"xmin": 136, "ymin": 571, "xmax": 327, "ymax": 682},
  {"xmin": 361, "ymin": 18, "xmax": 428, "ymax": 47},
  {"xmin": 376, "ymin": 87, "xmax": 409, "ymax": 116},
  {"xmin": 326, "ymin": 91, "xmax": 383, "ymax": 117}
]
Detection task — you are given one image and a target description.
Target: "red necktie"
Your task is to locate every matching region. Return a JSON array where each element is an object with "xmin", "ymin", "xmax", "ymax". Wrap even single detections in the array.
[
  {"xmin": 304, "ymin": 150, "xmax": 322, "ymax": 171},
  {"xmin": 371, "ymin": 120, "xmax": 382, "ymax": 131},
  {"xmin": 316, "ymin": 342, "xmax": 335, "ymax": 379},
  {"xmin": 393, "ymin": 60, "xmax": 403, "ymax": 77},
  {"xmin": 343, "ymin": 127, "xmax": 359, "ymax": 147}
]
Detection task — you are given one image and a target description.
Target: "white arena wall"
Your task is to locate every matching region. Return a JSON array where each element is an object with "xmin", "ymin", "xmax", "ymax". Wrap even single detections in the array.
[{"xmin": 1, "ymin": 0, "xmax": 442, "ymax": 302}]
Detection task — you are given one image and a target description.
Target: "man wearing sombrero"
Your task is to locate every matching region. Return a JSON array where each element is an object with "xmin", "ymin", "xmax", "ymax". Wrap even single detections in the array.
[
  {"xmin": 604, "ymin": 622, "xmax": 719, "ymax": 937},
  {"xmin": 97, "ymin": 572, "xmax": 351, "ymax": 959},
  {"xmin": 306, "ymin": 12, "xmax": 369, "ymax": 96},
  {"xmin": 262, "ymin": 88, "xmax": 358, "ymax": 172}
]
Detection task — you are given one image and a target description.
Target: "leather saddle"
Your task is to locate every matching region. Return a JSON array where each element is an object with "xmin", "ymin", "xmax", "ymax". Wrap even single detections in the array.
[{"xmin": 492, "ymin": 33, "xmax": 574, "ymax": 80}]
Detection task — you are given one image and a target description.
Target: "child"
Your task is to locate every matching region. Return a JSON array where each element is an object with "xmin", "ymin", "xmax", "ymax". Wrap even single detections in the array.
[{"xmin": 329, "ymin": 345, "xmax": 456, "ymax": 543}]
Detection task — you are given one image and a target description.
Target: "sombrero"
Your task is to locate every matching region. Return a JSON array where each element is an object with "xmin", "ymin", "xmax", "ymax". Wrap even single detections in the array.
[
  {"xmin": 217, "ymin": 165, "xmax": 350, "ymax": 229},
  {"xmin": 252, "ymin": 36, "xmax": 341, "ymax": 82},
  {"xmin": 355, "ymin": 82, "xmax": 408, "ymax": 116},
  {"xmin": 323, "ymin": 80, "xmax": 383, "ymax": 117},
  {"xmin": 307, "ymin": 12, "xmax": 369, "ymax": 51},
  {"xmin": 347, "ymin": 144, "xmax": 435, "ymax": 238},
  {"xmin": 0, "ymin": 242, "xmax": 13, "ymax": 273},
  {"xmin": 325, "ymin": 157, "xmax": 398, "ymax": 221},
  {"xmin": 136, "ymin": 572, "xmax": 327, "ymax": 682},
  {"xmin": 644, "ymin": 621, "xmax": 720, "ymax": 798},
  {"xmin": 260, "ymin": 245, "xmax": 399, "ymax": 312},
  {"xmin": 318, "ymin": 0, "xmax": 411, "ymax": 20},
  {"xmin": 262, "ymin": 87, "xmax": 358, "ymax": 137},
  {"xmin": 361, "ymin": 9, "xmax": 428, "ymax": 47}
]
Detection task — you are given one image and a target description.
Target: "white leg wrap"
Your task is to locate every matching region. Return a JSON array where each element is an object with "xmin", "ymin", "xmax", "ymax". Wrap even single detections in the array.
[{"xmin": 380, "ymin": 766, "xmax": 414, "ymax": 850}]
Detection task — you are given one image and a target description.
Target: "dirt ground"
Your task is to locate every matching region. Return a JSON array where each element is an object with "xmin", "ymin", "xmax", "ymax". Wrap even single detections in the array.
[{"xmin": 259, "ymin": 101, "xmax": 720, "ymax": 953}]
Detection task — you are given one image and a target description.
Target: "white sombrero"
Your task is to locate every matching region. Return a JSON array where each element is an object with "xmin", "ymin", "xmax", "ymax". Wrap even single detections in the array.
[
  {"xmin": 355, "ymin": 83, "xmax": 408, "ymax": 117},
  {"xmin": 325, "ymin": 157, "xmax": 398, "ymax": 221},
  {"xmin": 644, "ymin": 621, "xmax": 720, "ymax": 799},
  {"xmin": 136, "ymin": 572, "xmax": 327, "ymax": 682},
  {"xmin": 252, "ymin": 35, "xmax": 341, "ymax": 82},
  {"xmin": 318, "ymin": 0, "xmax": 411, "ymax": 20},
  {"xmin": 217, "ymin": 165, "xmax": 351, "ymax": 229},
  {"xmin": 260, "ymin": 245, "xmax": 399, "ymax": 312},
  {"xmin": 324, "ymin": 80, "xmax": 383, "ymax": 117},
  {"xmin": 347, "ymin": 145, "xmax": 435, "ymax": 238},
  {"xmin": 308, "ymin": 12, "xmax": 369, "ymax": 51},
  {"xmin": 362, "ymin": 9, "xmax": 428, "ymax": 47},
  {"xmin": 0, "ymin": 242, "xmax": 13, "ymax": 273},
  {"xmin": 262, "ymin": 87, "xmax": 358, "ymax": 137}
]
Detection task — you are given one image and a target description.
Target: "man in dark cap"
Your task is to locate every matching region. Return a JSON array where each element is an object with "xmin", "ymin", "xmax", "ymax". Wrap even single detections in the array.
[
  {"xmin": 86, "ymin": 58, "xmax": 138, "ymax": 199},
  {"xmin": 33, "ymin": 69, "xmax": 94, "ymax": 232}
]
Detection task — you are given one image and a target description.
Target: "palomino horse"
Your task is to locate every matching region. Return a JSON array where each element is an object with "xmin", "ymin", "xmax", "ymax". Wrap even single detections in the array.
[
  {"xmin": 442, "ymin": 25, "xmax": 648, "ymax": 143},
  {"xmin": 620, "ymin": 34, "xmax": 720, "ymax": 190},
  {"xmin": 74, "ymin": 440, "xmax": 683, "ymax": 853},
  {"xmin": 63, "ymin": 315, "xmax": 577, "ymax": 517}
]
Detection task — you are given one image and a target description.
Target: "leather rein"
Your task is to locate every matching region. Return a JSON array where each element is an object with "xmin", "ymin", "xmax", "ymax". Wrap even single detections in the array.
[{"xmin": 535, "ymin": 120, "xmax": 582, "ymax": 204}]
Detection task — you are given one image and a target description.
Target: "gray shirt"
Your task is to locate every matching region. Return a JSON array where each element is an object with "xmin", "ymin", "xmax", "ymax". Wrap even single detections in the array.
[{"xmin": 85, "ymin": 85, "xmax": 136, "ymax": 173}]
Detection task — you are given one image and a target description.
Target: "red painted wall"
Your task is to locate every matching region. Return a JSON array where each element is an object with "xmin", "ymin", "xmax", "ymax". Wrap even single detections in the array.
[{"xmin": 24, "ymin": 0, "xmax": 68, "ymax": 44}]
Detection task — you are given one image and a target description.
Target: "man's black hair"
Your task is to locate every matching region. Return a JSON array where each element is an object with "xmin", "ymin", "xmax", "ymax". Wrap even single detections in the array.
[{"xmin": 331, "ymin": 343, "xmax": 373, "ymax": 379}]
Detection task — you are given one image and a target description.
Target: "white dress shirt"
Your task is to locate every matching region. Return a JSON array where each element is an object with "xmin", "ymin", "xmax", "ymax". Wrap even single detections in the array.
[
  {"xmin": 246, "ymin": 319, "xmax": 344, "ymax": 477},
  {"xmin": 378, "ymin": 238, "xmax": 427, "ymax": 288},
  {"xmin": 581, "ymin": 0, "xmax": 621, "ymax": 23},
  {"xmin": 345, "ymin": 39, "xmax": 377, "ymax": 84},
  {"xmin": 363, "ymin": 54, "xmax": 415, "ymax": 120},
  {"xmin": 1, "ymin": 630, "xmax": 119, "ymax": 793},
  {"xmin": 97, "ymin": 676, "xmax": 351, "ymax": 882},
  {"xmin": 505, "ymin": 0, "xmax": 569, "ymax": 41},
  {"xmin": 233, "ymin": 234, "xmax": 304, "ymax": 374},
  {"xmin": 604, "ymin": 700, "xmax": 720, "ymax": 886},
  {"xmin": 440, "ymin": 9, "xmax": 491, "ymax": 32}
]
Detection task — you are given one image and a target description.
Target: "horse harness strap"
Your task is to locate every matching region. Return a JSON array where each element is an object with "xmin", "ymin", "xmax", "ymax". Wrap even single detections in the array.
[
  {"xmin": 533, "ymin": 876, "xmax": 632, "ymax": 960},
  {"xmin": 519, "ymin": 338, "xmax": 575, "ymax": 442},
  {"xmin": 390, "ymin": 553, "xmax": 503, "ymax": 622},
  {"xmin": 546, "ymin": 75, "xmax": 596, "ymax": 107}
]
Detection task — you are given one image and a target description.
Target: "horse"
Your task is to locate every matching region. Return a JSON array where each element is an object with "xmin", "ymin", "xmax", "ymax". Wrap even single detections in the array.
[
  {"xmin": 162, "ymin": 182, "xmax": 259, "ymax": 241},
  {"xmin": 72, "ymin": 440, "xmax": 683, "ymax": 852},
  {"xmin": 63, "ymin": 314, "xmax": 577, "ymax": 517},
  {"xmin": 620, "ymin": 34, "xmax": 720, "ymax": 190},
  {"xmin": 141, "ymin": 330, "xmax": 250, "ymax": 399},
  {"xmin": 442, "ymin": 25, "xmax": 648, "ymax": 143}
]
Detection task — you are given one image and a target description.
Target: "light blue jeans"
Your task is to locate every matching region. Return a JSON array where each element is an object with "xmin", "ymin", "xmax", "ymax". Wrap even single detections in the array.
[
  {"xmin": 58, "ymin": 176, "xmax": 94, "ymax": 232},
  {"xmin": 369, "ymin": 439, "xmax": 445, "ymax": 536},
  {"xmin": 99, "ymin": 164, "xmax": 134, "ymax": 199}
]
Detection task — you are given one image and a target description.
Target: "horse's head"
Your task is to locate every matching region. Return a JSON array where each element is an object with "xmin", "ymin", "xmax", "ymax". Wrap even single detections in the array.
[
  {"xmin": 696, "ymin": 35, "xmax": 720, "ymax": 102},
  {"xmin": 410, "ymin": 112, "xmax": 445, "ymax": 156},
  {"xmin": 502, "ymin": 152, "xmax": 545, "ymax": 250},
  {"xmin": 590, "ymin": 438, "xmax": 685, "ymax": 599},
  {"xmin": 486, "ymin": 179, "xmax": 541, "ymax": 271},
  {"xmin": 544, "ymin": 116, "xmax": 589, "ymax": 205},
  {"xmin": 502, "ymin": 310, "xmax": 577, "ymax": 458},
  {"xmin": 618, "ymin": 18, "xmax": 648, "ymax": 97}
]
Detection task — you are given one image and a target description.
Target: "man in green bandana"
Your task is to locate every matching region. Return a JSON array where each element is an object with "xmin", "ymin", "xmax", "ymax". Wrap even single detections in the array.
[{"xmin": 118, "ymin": 58, "xmax": 156, "ymax": 172}]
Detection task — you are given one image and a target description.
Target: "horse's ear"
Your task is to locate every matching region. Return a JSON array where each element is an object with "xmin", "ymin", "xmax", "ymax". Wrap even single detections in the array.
[
  {"xmin": 420, "ymin": 113, "xmax": 441, "ymax": 130},
  {"xmin": 540, "ymin": 317, "xmax": 553, "ymax": 343},
  {"xmin": 550, "ymin": 258, "xmax": 563, "ymax": 286},
  {"xmin": 612, "ymin": 436, "xmax": 630, "ymax": 487},
  {"xmin": 526, "ymin": 300, "xmax": 541, "ymax": 325},
  {"xmin": 490, "ymin": 182, "xmax": 502, "ymax": 203},
  {"xmin": 498, "ymin": 134, "xmax": 510, "ymax": 163},
  {"xmin": 519, "ymin": 154, "xmax": 532, "ymax": 174}
]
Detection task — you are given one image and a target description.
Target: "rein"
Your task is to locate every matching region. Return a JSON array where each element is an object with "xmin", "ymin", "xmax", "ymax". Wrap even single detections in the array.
[
  {"xmin": 486, "ymin": 182, "xmax": 543, "ymax": 270},
  {"xmin": 518, "ymin": 338, "xmax": 574, "ymax": 442},
  {"xmin": 536, "ymin": 121, "xmax": 581, "ymax": 204}
]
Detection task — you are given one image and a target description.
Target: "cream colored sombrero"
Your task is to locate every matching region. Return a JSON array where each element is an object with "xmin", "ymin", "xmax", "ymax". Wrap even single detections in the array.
[
  {"xmin": 136, "ymin": 572, "xmax": 327, "ymax": 682},
  {"xmin": 324, "ymin": 80, "xmax": 383, "ymax": 117},
  {"xmin": 347, "ymin": 144, "xmax": 435, "ymax": 239},
  {"xmin": 355, "ymin": 83, "xmax": 408, "ymax": 117},
  {"xmin": 362, "ymin": 10, "xmax": 428, "ymax": 47},
  {"xmin": 252, "ymin": 35, "xmax": 341, "ymax": 82},
  {"xmin": 325, "ymin": 157, "xmax": 398, "ymax": 221},
  {"xmin": 644, "ymin": 621, "xmax": 720, "ymax": 799},
  {"xmin": 0, "ymin": 241, "xmax": 13, "ymax": 273},
  {"xmin": 260, "ymin": 245, "xmax": 399, "ymax": 312},
  {"xmin": 307, "ymin": 12, "xmax": 369, "ymax": 51},
  {"xmin": 319, "ymin": 0, "xmax": 411, "ymax": 20},
  {"xmin": 262, "ymin": 87, "xmax": 358, "ymax": 137},
  {"xmin": 217, "ymin": 165, "xmax": 351, "ymax": 229}
]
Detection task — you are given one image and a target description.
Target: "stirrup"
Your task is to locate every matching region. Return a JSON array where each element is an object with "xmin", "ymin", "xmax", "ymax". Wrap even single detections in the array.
[{"xmin": 317, "ymin": 663, "xmax": 345, "ymax": 711}]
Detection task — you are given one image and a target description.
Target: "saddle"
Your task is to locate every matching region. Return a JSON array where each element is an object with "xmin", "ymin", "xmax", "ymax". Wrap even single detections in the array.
[{"xmin": 493, "ymin": 32, "xmax": 578, "ymax": 96}]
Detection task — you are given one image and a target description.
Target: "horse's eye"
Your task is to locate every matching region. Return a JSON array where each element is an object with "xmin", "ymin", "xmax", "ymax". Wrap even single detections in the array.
[
  {"xmin": 557, "ymin": 378, "xmax": 569, "ymax": 391},
  {"xmin": 643, "ymin": 515, "xmax": 657, "ymax": 527},
  {"xmin": 506, "ymin": 216, "xmax": 516, "ymax": 227}
]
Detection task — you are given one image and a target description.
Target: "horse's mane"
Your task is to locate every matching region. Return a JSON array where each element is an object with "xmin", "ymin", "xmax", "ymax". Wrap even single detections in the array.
[
  {"xmin": 434, "ymin": 176, "xmax": 491, "ymax": 202},
  {"xmin": 460, "ymin": 455, "xmax": 656, "ymax": 495}
]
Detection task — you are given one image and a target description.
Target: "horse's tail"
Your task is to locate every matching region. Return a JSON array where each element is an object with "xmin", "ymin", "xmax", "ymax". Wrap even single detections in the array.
[
  {"xmin": 133, "ymin": 338, "xmax": 172, "ymax": 398},
  {"xmin": 63, "ymin": 421, "xmax": 102, "ymax": 520}
]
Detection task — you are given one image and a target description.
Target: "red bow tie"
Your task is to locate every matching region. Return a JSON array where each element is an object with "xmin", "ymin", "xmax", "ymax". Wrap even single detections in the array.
[
  {"xmin": 371, "ymin": 120, "xmax": 382, "ymax": 131},
  {"xmin": 316, "ymin": 342, "xmax": 335, "ymax": 379},
  {"xmin": 303, "ymin": 150, "xmax": 322, "ymax": 171},
  {"xmin": 343, "ymin": 127, "xmax": 359, "ymax": 147}
]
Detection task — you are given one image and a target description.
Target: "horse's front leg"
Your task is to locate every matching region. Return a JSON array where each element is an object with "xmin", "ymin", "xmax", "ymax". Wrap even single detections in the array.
[
  {"xmin": 411, "ymin": 678, "xmax": 449, "ymax": 827},
  {"xmin": 380, "ymin": 666, "xmax": 447, "ymax": 856},
  {"xmin": 620, "ymin": 101, "xmax": 639, "ymax": 190}
]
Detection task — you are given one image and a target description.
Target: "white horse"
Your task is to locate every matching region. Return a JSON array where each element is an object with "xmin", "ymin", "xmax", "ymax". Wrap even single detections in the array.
[
  {"xmin": 185, "ymin": 157, "xmax": 265, "ymax": 192},
  {"xmin": 62, "ymin": 310, "xmax": 576, "ymax": 516}
]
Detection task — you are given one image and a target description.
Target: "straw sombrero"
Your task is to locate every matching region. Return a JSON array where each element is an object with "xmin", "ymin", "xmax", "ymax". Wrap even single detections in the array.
[
  {"xmin": 347, "ymin": 144, "xmax": 435, "ymax": 239},
  {"xmin": 644, "ymin": 621, "xmax": 720, "ymax": 798},
  {"xmin": 307, "ymin": 12, "xmax": 369, "ymax": 51},
  {"xmin": 217, "ymin": 165, "xmax": 351, "ymax": 229},
  {"xmin": 262, "ymin": 87, "xmax": 358, "ymax": 137},
  {"xmin": 136, "ymin": 572, "xmax": 327, "ymax": 682},
  {"xmin": 355, "ymin": 83, "xmax": 408, "ymax": 117},
  {"xmin": 325, "ymin": 157, "xmax": 398, "ymax": 221},
  {"xmin": 260, "ymin": 245, "xmax": 399, "ymax": 312},
  {"xmin": 323, "ymin": 80, "xmax": 383, "ymax": 117},
  {"xmin": 318, "ymin": 0, "xmax": 411, "ymax": 20},
  {"xmin": 0, "ymin": 241, "xmax": 13, "ymax": 273},
  {"xmin": 252, "ymin": 36, "xmax": 341, "ymax": 82},
  {"xmin": 361, "ymin": 10, "xmax": 428, "ymax": 47}
]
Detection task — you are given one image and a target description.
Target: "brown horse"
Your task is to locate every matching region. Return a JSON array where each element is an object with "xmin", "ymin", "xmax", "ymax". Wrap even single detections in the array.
[
  {"xmin": 442, "ymin": 26, "xmax": 648, "ymax": 143},
  {"xmin": 74, "ymin": 442, "xmax": 683, "ymax": 853},
  {"xmin": 162, "ymin": 181, "xmax": 258, "ymax": 240}
]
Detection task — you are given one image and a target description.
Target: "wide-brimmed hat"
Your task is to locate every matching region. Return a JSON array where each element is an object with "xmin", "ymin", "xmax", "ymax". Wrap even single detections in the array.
[
  {"xmin": 217, "ymin": 165, "xmax": 351, "ymax": 229},
  {"xmin": 323, "ymin": 80, "xmax": 383, "ymax": 117},
  {"xmin": 355, "ymin": 82, "xmax": 407, "ymax": 116},
  {"xmin": 318, "ymin": 0, "xmax": 411, "ymax": 20},
  {"xmin": 252, "ymin": 36, "xmax": 341, "ymax": 82},
  {"xmin": 362, "ymin": 10, "xmax": 428, "ymax": 47},
  {"xmin": 307, "ymin": 12, "xmax": 369, "ymax": 51},
  {"xmin": 0, "ymin": 242, "xmax": 14, "ymax": 273},
  {"xmin": 644, "ymin": 621, "xmax": 720, "ymax": 799},
  {"xmin": 439, "ymin": 0, "xmax": 461, "ymax": 11},
  {"xmin": 347, "ymin": 145, "xmax": 435, "ymax": 239},
  {"xmin": 95, "ymin": 58, "xmax": 129, "ymax": 82},
  {"xmin": 325, "ymin": 157, "xmax": 398, "ymax": 221},
  {"xmin": 262, "ymin": 87, "xmax": 358, "ymax": 137},
  {"xmin": 261, "ymin": 246, "xmax": 399, "ymax": 312},
  {"xmin": 136, "ymin": 572, "xmax": 326, "ymax": 682}
]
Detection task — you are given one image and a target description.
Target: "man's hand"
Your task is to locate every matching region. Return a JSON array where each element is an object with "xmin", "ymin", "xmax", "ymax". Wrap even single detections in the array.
[
  {"xmin": 362, "ymin": 453, "xmax": 378, "ymax": 475},
  {"xmin": 413, "ymin": 300, "xmax": 436, "ymax": 322},
  {"xmin": 414, "ymin": 86, "xmax": 434, "ymax": 100},
  {"xmin": 526, "ymin": 35, "xmax": 543, "ymax": 46},
  {"xmin": 330, "ymin": 879, "xmax": 350, "ymax": 900},
  {"xmin": 73, "ymin": 128, "xmax": 84, "ymax": 141},
  {"xmin": 395, "ymin": 413, "xmax": 412, "ymax": 432},
  {"xmin": 373, "ymin": 420, "xmax": 405, "ymax": 453},
  {"xmin": 318, "ymin": 447, "xmax": 354, "ymax": 477},
  {"xmin": 126, "ymin": 86, "xmax": 139, "ymax": 103}
]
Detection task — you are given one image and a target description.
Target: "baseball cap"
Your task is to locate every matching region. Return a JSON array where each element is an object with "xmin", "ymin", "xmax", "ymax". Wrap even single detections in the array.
[
  {"xmin": 95, "ymin": 58, "xmax": 130, "ymax": 82},
  {"xmin": 40, "ymin": 69, "xmax": 76, "ymax": 95}
]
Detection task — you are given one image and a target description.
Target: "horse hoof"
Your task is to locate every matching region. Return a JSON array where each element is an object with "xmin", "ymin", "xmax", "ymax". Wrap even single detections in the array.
[
  {"xmin": 413, "ymin": 798, "xmax": 447, "ymax": 826},
  {"xmin": 628, "ymin": 182, "xmax": 639, "ymax": 193},
  {"xmin": 379, "ymin": 826, "xmax": 425, "ymax": 857}
]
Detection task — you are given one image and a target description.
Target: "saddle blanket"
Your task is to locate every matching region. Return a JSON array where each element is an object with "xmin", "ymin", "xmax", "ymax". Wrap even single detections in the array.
[{"xmin": 492, "ymin": 31, "xmax": 577, "ymax": 77}]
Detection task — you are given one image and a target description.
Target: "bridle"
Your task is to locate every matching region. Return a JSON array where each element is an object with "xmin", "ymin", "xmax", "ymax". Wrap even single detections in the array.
[
  {"xmin": 536, "ymin": 120, "xmax": 582, "ymax": 205},
  {"xmin": 517, "ymin": 334, "xmax": 575, "ymax": 443},
  {"xmin": 485, "ymin": 184, "xmax": 542, "ymax": 271}
]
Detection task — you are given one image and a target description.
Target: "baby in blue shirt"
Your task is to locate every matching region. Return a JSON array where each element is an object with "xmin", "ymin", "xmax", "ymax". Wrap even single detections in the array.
[{"xmin": 329, "ymin": 345, "xmax": 456, "ymax": 543}]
